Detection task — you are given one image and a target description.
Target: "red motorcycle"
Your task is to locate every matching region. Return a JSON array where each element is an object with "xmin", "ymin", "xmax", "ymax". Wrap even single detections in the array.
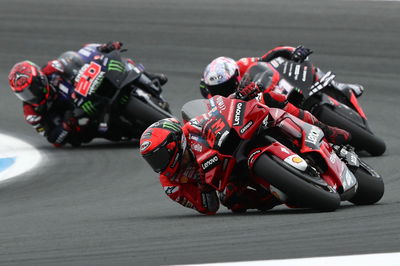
[{"xmin": 182, "ymin": 96, "xmax": 384, "ymax": 211}]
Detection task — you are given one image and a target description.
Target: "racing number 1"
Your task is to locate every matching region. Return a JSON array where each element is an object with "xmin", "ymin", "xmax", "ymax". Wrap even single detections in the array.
[{"xmin": 75, "ymin": 62, "xmax": 102, "ymax": 97}]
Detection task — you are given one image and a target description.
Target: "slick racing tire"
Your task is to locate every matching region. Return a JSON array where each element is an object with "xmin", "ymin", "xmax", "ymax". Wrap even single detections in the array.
[
  {"xmin": 316, "ymin": 105, "xmax": 386, "ymax": 156},
  {"xmin": 253, "ymin": 154, "xmax": 341, "ymax": 212},
  {"xmin": 124, "ymin": 96, "xmax": 173, "ymax": 133},
  {"xmin": 349, "ymin": 163, "xmax": 384, "ymax": 205}
]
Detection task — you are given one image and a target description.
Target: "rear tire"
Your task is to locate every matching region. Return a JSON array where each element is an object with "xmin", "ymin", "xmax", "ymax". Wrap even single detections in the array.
[
  {"xmin": 253, "ymin": 154, "xmax": 340, "ymax": 212},
  {"xmin": 316, "ymin": 105, "xmax": 386, "ymax": 156},
  {"xmin": 349, "ymin": 166, "xmax": 384, "ymax": 205}
]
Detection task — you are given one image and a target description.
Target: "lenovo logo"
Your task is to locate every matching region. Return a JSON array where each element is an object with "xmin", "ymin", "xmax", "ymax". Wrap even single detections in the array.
[{"xmin": 233, "ymin": 102, "xmax": 244, "ymax": 126}]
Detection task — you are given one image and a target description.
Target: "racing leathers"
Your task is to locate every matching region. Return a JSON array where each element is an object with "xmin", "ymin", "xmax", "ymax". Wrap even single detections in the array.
[
  {"xmin": 21, "ymin": 42, "xmax": 168, "ymax": 147},
  {"xmin": 159, "ymin": 118, "xmax": 281, "ymax": 215},
  {"xmin": 201, "ymin": 46, "xmax": 351, "ymax": 145}
]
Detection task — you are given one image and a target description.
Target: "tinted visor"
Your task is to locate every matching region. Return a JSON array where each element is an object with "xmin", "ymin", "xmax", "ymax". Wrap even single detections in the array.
[
  {"xmin": 15, "ymin": 75, "xmax": 48, "ymax": 105},
  {"xmin": 207, "ymin": 76, "xmax": 238, "ymax": 97},
  {"xmin": 142, "ymin": 146, "xmax": 173, "ymax": 173}
]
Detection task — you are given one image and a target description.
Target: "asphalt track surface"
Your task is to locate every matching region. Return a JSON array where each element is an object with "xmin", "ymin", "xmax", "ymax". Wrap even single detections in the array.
[{"xmin": 0, "ymin": 0, "xmax": 399, "ymax": 265}]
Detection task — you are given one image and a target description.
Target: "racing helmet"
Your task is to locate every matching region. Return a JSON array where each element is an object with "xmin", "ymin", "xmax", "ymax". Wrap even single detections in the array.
[
  {"xmin": 8, "ymin": 61, "xmax": 51, "ymax": 106},
  {"xmin": 203, "ymin": 56, "xmax": 239, "ymax": 97},
  {"xmin": 140, "ymin": 118, "xmax": 187, "ymax": 177}
]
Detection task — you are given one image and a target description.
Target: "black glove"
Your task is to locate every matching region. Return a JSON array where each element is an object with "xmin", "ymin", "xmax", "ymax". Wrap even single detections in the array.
[
  {"xmin": 291, "ymin": 45, "xmax": 313, "ymax": 63},
  {"xmin": 61, "ymin": 110, "xmax": 78, "ymax": 132},
  {"xmin": 236, "ymin": 81, "xmax": 261, "ymax": 100},
  {"xmin": 98, "ymin": 41, "xmax": 123, "ymax": 53}
]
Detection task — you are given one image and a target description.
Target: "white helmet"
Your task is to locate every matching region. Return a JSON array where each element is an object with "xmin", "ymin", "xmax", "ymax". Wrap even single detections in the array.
[{"xmin": 203, "ymin": 57, "xmax": 239, "ymax": 97}]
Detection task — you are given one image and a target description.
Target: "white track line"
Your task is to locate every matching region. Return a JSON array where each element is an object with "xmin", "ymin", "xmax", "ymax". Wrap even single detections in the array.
[
  {"xmin": 0, "ymin": 133, "xmax": 42, "ymax": 182},
  {"xmin": 176, "ymin": 252, "xmax": 400, "ymax": 266}
]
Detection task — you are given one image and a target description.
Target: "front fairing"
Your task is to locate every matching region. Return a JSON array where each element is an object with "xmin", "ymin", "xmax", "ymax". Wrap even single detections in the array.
[{"xmin": 182, "ymin": 96, "xmax": 271, "ymax": 190}]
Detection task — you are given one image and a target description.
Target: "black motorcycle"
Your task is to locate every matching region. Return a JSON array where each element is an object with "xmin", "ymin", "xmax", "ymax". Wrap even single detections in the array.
[
  {"xmin": 248, "ymin": 58, "xmax": 386, "ymax": 156},
  {"xmin": 54, "ymin": 47, "xmax": 173, "ymax": 145}
]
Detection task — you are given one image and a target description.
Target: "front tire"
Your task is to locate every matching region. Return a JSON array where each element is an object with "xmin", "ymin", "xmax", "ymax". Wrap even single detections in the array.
[
  {"xmin": 349, "ymin": 164, "xmax": 384, "ymax": 205},
  {"xmin": 253, "ymin": 154, "xmax": 341, "ymax": 212},
  {"xmin": 123, "ymin": 96, "xmax": 173, "ymax": 133}
]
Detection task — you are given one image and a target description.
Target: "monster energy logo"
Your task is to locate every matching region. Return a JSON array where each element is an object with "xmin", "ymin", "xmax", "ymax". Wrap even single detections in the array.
[
  {"xmin": 163, "ymin": 122, "xmax": 180, "ymax": 132},
  {"xmin": 119, "ymin": 95, "xmax": 129, "ymax": 105},
  {"xmin": 81, "ymin": 101, "xmax": 96, "ymax": 115},
  {"xmin": 108, "ymin": 60, "xmax": 125, "ymax": 72}
]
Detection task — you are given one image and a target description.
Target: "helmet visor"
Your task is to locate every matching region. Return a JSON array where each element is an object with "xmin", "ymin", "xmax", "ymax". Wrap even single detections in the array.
[
  {"xmin": 15, "ymin": 89, "xmax": 38, "ymax": 104},
  {"xmin": 142, "ymin": 146, "xmax": 173, "ymax": 173},
  {"xmin": 207, "ymin": 75, "xmax": 238, "ymax": 97},
  {"xmin": 15, "ymin": 74, "xmax": 48, "ymax": 105}
]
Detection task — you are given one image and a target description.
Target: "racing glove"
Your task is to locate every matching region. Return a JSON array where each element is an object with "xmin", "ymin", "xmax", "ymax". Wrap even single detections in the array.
[
  {"xmin": 198, "ymin": 183, "xmax": 219, "ymax": 214},
  {"xmin": 291, "ymin": 45, "xmax": 313, "ymax": 63},
  {"xmin": 236, "ymin": 81, "xmax": 262, "ymax": 100},
  {"xmin": 98, "ymin": 41, "xmax": 123, "ymax": 53}
]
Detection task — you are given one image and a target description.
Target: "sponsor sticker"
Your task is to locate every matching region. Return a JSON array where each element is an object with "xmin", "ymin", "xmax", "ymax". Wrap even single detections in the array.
[
  {"xmin": 240, "ymin": 120, "xmax": 253, "ymax": 134},
  {"xmin": 201, "ymin": 154, "xmax": 220, "ymax": 172},
  {"xmin": 233, "ymin": 102, "xmax": 245, "ymax": 126},
  {"xmin": 140, "ymin": 141, "xmax": 151, "ymax": 152},
  {"xmin": 305, "ymin": 126, "xmax": 321, "ymax": 146}
]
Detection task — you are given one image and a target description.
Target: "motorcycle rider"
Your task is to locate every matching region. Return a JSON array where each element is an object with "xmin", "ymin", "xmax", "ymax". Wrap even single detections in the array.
[
  {"xmin": 8, "ymin": 41, "xmax": 168, "ymax": 147},
  {"xmin": 200, "ymin": 45, "xmax": 364, "ymax": 99},
  {"xmin": 199, "ymin": 46, "xmax": 353, "ymax": 145},
  {"xmin": 140, "ymin": 118, "xmax": 281, "ymax": 215}
]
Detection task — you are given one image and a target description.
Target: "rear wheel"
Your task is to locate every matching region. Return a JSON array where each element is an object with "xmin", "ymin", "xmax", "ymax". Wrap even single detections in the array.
[
  {"xmin": 316, "ymin": 105, "xmax": 386, "ymax": 156},
  {"xmin": 349, "ymin": 163, "xmax": 384, "ymax": 205},
  {"xmin": 253, "ymin": 154, "xmax": 340, "ymax": 212}
]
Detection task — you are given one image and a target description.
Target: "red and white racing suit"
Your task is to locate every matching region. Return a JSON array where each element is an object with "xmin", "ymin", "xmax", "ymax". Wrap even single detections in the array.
[{"xmin": 159, "ymin": 119, "xmax": 280, "ymax": 215}]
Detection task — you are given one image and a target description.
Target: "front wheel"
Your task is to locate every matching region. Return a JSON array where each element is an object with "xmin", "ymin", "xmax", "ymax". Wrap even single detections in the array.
[
  {"xmin": 123, "ymin": 96, "xmax": 173, "ymax": 133},
  {"xmin": 349, "ymin": 162, "xmax": 384, "ymax": 205},
  {"xmin": 253, "ymin": 154, "xmax": 341, "ymax": 212}
]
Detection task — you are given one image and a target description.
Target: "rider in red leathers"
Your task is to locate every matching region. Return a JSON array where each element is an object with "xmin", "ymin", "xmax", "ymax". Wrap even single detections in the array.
[
  {"xmin": 140, "ymin": 118, "xmax": 281, "ymax": 215},
  {"xmin": 199, "ymin": 46, "xmax": 354, "ymax": 145}
]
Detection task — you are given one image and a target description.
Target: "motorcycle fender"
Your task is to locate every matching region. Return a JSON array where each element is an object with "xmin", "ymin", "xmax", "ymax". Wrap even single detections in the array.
[
  {"xmin": 320, "ymin": 94, "xmax": 339, "ymax": 107},
  {"xmin": 340, "ymin": 167, "xmax": 358, "ymax": 193},
  {"xmin": 349, "ymin": 91, "xmax": 367, "ymax": 119},
  {"xmin": 248, "ymin": 142, "xmax": 308, "ymax": 172}
]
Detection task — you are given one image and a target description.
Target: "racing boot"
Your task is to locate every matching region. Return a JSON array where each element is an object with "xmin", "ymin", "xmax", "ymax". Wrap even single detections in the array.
[
  {"xmin": 314, "ymin": 121, "xmax": 352, "ymax": 145},
  {"xmin": 331, "ymin": 80, "xmax": 364, "ymax": 98},
  {"xmin": 220, "ymin": 182, "xmax": 281, "ymax": 213},
  {"xmin": 145, "ymin": 71, "xmax": 168, "ymax": 86}
]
